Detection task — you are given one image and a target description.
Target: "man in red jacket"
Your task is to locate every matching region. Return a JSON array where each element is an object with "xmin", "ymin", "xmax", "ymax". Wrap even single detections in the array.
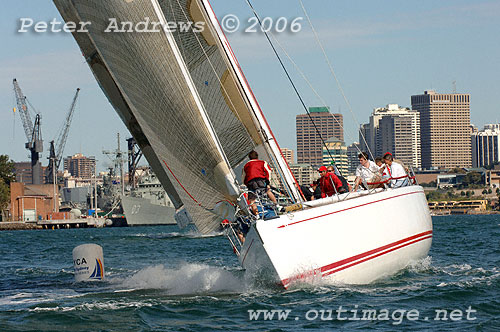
[
  {"xmin": 242, "ymin": 150, "xmax": 277, "ymax": 204},
  {"xmin": 318, "ymin": 166, "xmax": 343, "ymax": 197}
]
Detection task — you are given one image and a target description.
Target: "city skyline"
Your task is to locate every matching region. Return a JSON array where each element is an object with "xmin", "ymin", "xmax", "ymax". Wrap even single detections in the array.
[{"xmin": 1, "ymin": 0, "xmax": 499, "ymax": 171}]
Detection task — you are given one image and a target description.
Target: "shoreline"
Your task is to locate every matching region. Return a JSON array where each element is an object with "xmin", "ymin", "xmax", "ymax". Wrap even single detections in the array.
[{"xmin": 430, "ymin": 210, "xmax": 500, "ymax": 216}]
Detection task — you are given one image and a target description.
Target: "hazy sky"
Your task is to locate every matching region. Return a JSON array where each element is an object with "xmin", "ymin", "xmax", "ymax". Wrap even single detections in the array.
[{"xmin": 1, "ymin": 0, "xmax": 499, "ymax": 170}]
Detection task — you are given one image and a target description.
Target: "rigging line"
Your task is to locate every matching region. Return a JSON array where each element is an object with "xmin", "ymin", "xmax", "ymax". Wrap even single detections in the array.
[
  {"xmin": 175, "ymin": 0, "xmax": 299, "ymax": 201},
  {"xmin": 298, "ymin": 0, "xmax": 374, "ymax": 161},
  {"xmin": 173, "ymin": 0, "xmax": 258, "ymax": 170},
  {"xmin": 268, "ymin": 32, "xmax": 365, "ymax": 157},
  {"xmin": 244, "ymin": 0, "xmax": 341, "ymax": 174}
]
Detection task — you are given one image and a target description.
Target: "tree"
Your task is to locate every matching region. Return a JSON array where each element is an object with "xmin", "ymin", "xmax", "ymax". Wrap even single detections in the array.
[
  {"xmin": 462, "ymin": 172, "xmax": 483, "ymax": 187},
  {"xmin": 0, "ymin": 155, "xmax": 15, "ymax": 212},
  {"xmin": 482, "ymin": 189, "xmax": 488, "ymax": 195},
  {"xmin": 461, "ymin": 191, "xmax": 466, "ymax": 196},
  {"xmin": 449, "ymin": 167, "xmax": 466, "ymax": 174},
  {"xmin": 488, "ymin": 188, "xmax": 493, "ymax": 194}
]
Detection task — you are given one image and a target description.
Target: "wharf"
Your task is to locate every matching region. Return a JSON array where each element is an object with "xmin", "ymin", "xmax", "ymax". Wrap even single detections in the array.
[{"xmin": 0, "ymin": 217, "xmax": 107, "ymax": 231}]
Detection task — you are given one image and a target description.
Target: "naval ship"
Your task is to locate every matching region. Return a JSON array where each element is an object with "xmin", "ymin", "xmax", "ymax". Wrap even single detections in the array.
[{"xmin": 121, "ymin": 170, "xmax": 175, "ymax": 226}]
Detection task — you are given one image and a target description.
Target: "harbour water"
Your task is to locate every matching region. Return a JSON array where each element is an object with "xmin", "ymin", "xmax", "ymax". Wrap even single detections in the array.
[{"xmin": 0, "ymin": 215, "xmax": 498, "ymax": 331}]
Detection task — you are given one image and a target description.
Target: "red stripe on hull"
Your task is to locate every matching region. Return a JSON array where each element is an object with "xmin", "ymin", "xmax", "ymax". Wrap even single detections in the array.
[{"xmin": 281, "ymin": 230, "xmax": 432, "ymax": 287}]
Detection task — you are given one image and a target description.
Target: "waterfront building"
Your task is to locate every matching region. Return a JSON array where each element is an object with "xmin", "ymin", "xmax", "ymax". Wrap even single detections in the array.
[
  {"xmin": 472, "ymin": 124, "xmax": 500, "ymax": 168},
  {"xmin": 9, "ymin": 183, "xmax": 58, "ymax": 221},
  {"xmin": 359, "ymin": 104, "xmax": 421, "ymax": 168},
  {"xmin": 296, "ymin": 107, "xmax": 343, "ymax": 167},
  {"xmin": 280, "ymin": 148, "xmax": 294, "ymax": 165},
  {"xmin": 322, "ymin": 138, "xmax": 348, "ymax": 176},
  {"xmin": 347, "ymin": 142, "xmax": 360, "ymax": 176},
  {"xmin": 411, "ymin": 90, "xmax": 471, "ymax": 169},
  {"xmin": 63, "ymin": 153, "xmax": 96, "ymax": 179},
  {"xmin": 289, "ymin": 164, "xmax": 318, "ymax": 187}
]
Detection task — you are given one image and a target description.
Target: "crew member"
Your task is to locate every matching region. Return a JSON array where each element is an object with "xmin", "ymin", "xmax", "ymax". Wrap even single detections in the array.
[
  {"xmin": 318, "ymin": 166, "xmax": 343, "ymax": 197},
  {"xmin": 382, "ymin": 153, "xmax": 409, "ymax": 187},
  {"xmin": 327, "ymin": 165, "xmax": 351, "ymax": 193},
  {"xmin": 353, "ymin": 152, "xmax": 381, "ymax": 191},
  {"xmin": 242, "ymin": 150, "xmax": 278, "ymax": 204}
]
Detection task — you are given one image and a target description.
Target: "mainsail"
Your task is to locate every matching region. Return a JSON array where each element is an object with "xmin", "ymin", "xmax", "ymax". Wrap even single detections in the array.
[{"xmin": 54, "ymin": 0, "xmax": 302, "ymax": 233}]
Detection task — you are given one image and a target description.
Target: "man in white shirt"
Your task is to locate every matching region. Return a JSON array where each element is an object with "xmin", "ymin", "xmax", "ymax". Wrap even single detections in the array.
[
  {"xmin": 382, "ymin": 153, "xmax": 409, "ymax": 187},
  {"xmin": 353, "ymin": 152, "xmax": 381, "ymax": 191}
]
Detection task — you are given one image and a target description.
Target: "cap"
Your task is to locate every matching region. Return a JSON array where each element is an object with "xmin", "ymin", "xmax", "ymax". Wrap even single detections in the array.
[{"xmin": 318, "ymin": 166, "xmax": 327, "ymax": 172}]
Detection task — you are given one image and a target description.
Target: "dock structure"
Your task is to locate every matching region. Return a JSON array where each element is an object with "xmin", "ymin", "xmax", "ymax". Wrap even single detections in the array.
[{"xmin": 0, "ymin": 217, "xmax": 107, "ymax": 231}]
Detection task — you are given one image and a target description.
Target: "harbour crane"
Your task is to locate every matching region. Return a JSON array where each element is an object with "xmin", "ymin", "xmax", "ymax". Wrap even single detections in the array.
[
  {"xmin": 46, "ymin": 88, "xmax": 80, "ymax": 184},
  {"xmin": 13, "ymin": 79, "xmax": 43, "ymax": 185}
]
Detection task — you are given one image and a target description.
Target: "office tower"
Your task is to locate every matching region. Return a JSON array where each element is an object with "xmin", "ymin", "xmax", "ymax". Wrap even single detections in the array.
[
  {"xmin": 359, "ymin": 124, "xmax": 370, "ymax": 155},
  {"xmin": 411, "ymin": 90, "xmax": 471, "ymax": 169},
  {"xmin": 280, "ymin": 148, "xmax": 294, "ymax": 165},
  {"xmin": 296, "ymin": 107, "xmax": 343, "ymax": 167},
  {"xmin": 472, "ymin": 124, "xmax": 500, "ymax": 167},
  {"xmin": 347, "ymin": 142, "xmax": 360, "ymax": 175},
  {"xmin": 360, "ymin": 104, "xmax": 421, "ymax": 168},
  {"xmin": 63, "ymin": 153, "xmax": 96, "ymax": 179},
  {"xmin": 322, "ymin": 138, "xmax": 348, "ymax": 175}
]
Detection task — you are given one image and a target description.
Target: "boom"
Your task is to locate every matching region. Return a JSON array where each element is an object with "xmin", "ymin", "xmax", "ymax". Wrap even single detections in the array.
[
  {"xmin": 13, "ymin": 79, "xmax": 35, "ymax": 142},
  {"xmin": 55, "ymin": 88, "xmax": 80, "ymax": 170},
  {"xmin": 46, "ymin": 88, "xmax": 80, "ymax": 183},
  {"xmin": 13, "ymin": 78, "xmax": 43, "ymax": 184}
]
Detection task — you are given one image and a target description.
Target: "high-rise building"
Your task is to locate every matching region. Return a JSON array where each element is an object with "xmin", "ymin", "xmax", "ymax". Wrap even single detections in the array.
[
  {"xmin": 296, "ymin": 107, "xmax": 343, "ymax": 167},
  {"xmin": 347, "ymin": 142, "xmax": 360, "ymax": 175},
  {"xmin": 280, "ymin": 148, "xmax": 294, "ymax": 165},
  {"xmin": 411, "ymin": 91, "xmax": 471, "ymax": 169},
  {"xmin": 472, "ymin": 124, "xmax": 500, "ymax": 167},
  {"xmin": 322, "ymin": 138, "xmax": 348, "ymax": 175},
  {"xmin": 359, "ymin": 104, "xmax": 421, "ymax": 168},
  {"xmin": 63, "ymin": 153, "xmax": 96, "ymax": 179}
]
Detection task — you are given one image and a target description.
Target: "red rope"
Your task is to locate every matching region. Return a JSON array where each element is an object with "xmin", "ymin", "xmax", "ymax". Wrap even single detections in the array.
[
  {"xmin": 162, "ymin": 159, "xmax": 202, "ymax": 207},
  {"xmin": 366, "ymin": 175, "xmax": 415, "ymax": 185}
]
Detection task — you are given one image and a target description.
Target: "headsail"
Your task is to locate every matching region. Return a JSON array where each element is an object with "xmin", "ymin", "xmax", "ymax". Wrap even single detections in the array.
[{"xmin": 54, "ymin": 0, "xmax": 302, "ymax": 232}]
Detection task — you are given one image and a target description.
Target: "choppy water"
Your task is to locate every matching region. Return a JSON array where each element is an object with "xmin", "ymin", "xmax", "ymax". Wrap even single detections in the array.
[{"xmin": 0, "ymin": 215, "xmax": 498, "ymax": 331}]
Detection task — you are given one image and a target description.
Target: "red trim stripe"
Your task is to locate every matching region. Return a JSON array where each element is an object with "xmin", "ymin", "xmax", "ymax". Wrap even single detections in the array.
[
  {"xmin": 281, "ymin": 230, "xmax": 432, "ymax": 287},
  {"xmin": 278, "ymin": 190, "xmax": 422, "ymax": 229},
  {"xmin": 323, "ymin": 235, "xmax": 433, "ymax": 277}
]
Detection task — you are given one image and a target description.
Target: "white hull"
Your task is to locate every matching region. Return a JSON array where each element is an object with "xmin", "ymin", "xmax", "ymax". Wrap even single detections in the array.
[
  {"xmin": 121, "ymin": 196, "xmax": 176, "ymax": 226},
  {"xmin": 238, "ymin": 186, "xmax": 432, "ymax": 288}
]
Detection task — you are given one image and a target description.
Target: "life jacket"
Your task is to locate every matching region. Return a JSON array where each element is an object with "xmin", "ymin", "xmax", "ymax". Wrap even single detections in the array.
[
  {"xmin": 243, "ymin": 159, "xmax": 269, "ymax": 185},
  {"xmin": 320, "ymin": 172, "xmax": 342, "ymax": 197}
]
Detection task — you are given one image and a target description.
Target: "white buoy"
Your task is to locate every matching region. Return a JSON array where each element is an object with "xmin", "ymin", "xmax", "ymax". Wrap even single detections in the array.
[{"xmin": 72, "ymin": 244, "xmax": 104, "ymax": 282}]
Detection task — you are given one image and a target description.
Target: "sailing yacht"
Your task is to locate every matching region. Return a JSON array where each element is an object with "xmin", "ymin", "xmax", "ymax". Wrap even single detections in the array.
[{"xmin": 54, "ymin": 0, "xmax": 432, "ymax": 288}]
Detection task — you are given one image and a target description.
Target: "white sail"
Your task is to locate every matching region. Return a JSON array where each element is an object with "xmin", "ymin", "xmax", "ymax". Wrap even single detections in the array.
[{"xmin": 54, "ymin": 0, "xmax": 301, "ymax": 232}]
